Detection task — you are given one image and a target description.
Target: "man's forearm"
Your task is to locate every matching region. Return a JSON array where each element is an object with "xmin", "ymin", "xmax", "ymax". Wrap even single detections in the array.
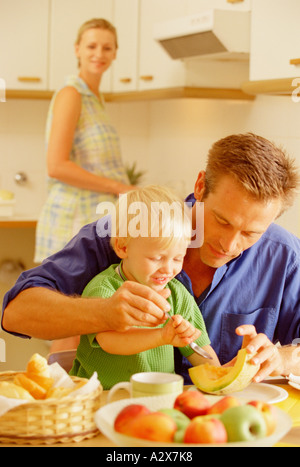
[{"xmin": 2, "ymin": 287, "xmax": 110, "ymax": 340}]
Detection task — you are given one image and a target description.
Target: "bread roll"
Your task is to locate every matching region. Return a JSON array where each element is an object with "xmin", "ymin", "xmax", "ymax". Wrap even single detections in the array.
[
  {"xmin": 14, "ymin": 373, "xmax": 47, "ymax": 400},
  {"xmin": 26, "ymin": 373, "xmax": 54, "ymax": 392},
  {"xmin": 0, "ymin": 381, "xmax": 34, "ymax": 400},
  {"xmin": 26, "ymin": 353, "xmax": 50, "ymax": 378}
]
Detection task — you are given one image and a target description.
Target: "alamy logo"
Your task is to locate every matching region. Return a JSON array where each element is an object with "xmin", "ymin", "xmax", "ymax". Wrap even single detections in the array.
[
  {"xmin": 0, "ymin": 338, "xmax": 6, "ymax": 362},
  {"xmin": 291, "ymin": 78, "xmax": 300, "ymax": 103},
  {"xmin": 95, "ymin": 199, "xmax": 204, "ymax": 248},
  {"xmin": 0, "ymin": 78, "xmax": 6, "ymax": 102}
]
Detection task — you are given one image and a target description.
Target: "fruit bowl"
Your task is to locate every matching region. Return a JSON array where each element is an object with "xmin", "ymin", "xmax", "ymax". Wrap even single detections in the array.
[{"xmin": 95, "ymin": 394, "xmax": 291, "ymax": 447}]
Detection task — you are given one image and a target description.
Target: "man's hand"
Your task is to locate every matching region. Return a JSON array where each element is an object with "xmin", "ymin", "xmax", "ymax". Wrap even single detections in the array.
[
  {"xmin": 103, "ymin": 281, "xmax": 171, "ymax": 332},
  {"xmin": 236, "ymin": 325, "xmax": 284, "ymax": 382},
  {"xmin": 2, "ymin": 284, "xmax": 171, "ymax": 340}
]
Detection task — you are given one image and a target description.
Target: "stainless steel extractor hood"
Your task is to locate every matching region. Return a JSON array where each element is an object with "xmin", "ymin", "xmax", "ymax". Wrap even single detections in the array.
[{"xmin": 154, "ymin": 9, "xmax": 250, "ymax": 61}]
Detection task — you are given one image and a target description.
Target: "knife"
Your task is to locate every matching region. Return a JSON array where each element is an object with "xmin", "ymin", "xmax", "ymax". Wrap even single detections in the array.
[{"xmin": 189, "ymin": 341, "xmax": 213, "ymax": 360}]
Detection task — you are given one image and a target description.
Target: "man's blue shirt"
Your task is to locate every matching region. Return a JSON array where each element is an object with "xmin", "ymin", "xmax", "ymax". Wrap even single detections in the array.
[{"xmin": 2, "ymin": 198, "xmax": 300, "ymax": 373}]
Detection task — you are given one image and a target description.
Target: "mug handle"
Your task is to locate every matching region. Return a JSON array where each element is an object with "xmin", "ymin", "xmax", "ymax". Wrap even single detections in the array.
[{"xmin": 107, "ymin": 381, "xmax": 132, "ymax": 403}]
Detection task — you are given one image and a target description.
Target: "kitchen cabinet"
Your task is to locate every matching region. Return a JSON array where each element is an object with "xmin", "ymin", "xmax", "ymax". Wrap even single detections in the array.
[
  {"xmin": 2, "ymin": 0, "xmax": 253, "ymax": 100},
  {"xmin": 0, "ymin": 0, "xmax": 49, "ymax": 90},
  {"xmin": 250, "ymin": 0, "xmax": 300, "ymax": 81},
  {"xmin": 112, "ymin": 0, "xmax": 139, "ymax": 92},
  {"xmin": 187, "ymin": 0, "xmax": 251, "ymax": 13},
  {"xmin": 138, "ymin": 0, "xmax": 187, "ymax": 90},
  {"xmin": 49, "ymin": 0, "xmax": 113, "ymax": 92}
]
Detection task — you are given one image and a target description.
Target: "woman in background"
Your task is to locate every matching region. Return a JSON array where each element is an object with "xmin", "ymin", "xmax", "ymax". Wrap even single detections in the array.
[
  {"xmin": 35, "ymin": 18, "xmax": 134, "ymax": 264},
  {"xmin": 35, "ymin": 18, "xmax": 134, "ymax": 352}
]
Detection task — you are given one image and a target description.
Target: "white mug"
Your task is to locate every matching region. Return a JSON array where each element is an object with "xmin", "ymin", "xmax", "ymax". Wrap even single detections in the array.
[{"xmin": 107, "ymin": 372, "xmax": 183, "ymax": 403}]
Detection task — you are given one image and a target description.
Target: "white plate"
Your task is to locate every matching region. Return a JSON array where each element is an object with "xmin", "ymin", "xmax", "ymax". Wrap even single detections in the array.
[
  {"xmin": 288, "ymin": 381, "xmax": 300, "ymax": 391},
  {"xmin": 95, "ymin": 394, "xmax": 292, "ymax": 448},
  {"xmin": 218, "ymin": 383, "xmax": 288, "ymax": 404}
]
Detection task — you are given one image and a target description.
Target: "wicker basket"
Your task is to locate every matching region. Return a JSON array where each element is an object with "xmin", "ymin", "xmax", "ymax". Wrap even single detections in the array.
[{"xmin": 0, "ymin": 371, "xmax": 103, "ymax": 445}]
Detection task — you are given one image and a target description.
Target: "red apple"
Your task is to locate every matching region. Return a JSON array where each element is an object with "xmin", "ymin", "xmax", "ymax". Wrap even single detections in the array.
[
  {"xmin": 127, "ymin": 411, "xmax": 177, "ymax": 442},
  {"xmin": 184, "ymin": 417, "xmax": 228, "ymax": 444},
  {"xmin": 114, "ymin": 404, "xmax": 151, "ymax": 434},
  {"xmin": 247, "ymin": 401, "xmax": 277, "ymax": 435},
  {"xmin": 207, "ymin": 396, "xmax": 241, "ymax": 415},
  {"xmin": 174, "ymin": 390, "xmax": 211, "ymax": 419}
]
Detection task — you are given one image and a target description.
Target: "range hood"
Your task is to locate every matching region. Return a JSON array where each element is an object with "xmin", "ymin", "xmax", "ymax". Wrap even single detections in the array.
[{"xmin": 154, "ymin": 9, "xmax": 250, "ymax": 61}]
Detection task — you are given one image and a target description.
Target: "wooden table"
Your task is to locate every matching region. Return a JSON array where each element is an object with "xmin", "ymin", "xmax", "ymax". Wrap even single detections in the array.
[{"xmin": 1, "ymin": 382, "xmax": 299, "ymax": 447}]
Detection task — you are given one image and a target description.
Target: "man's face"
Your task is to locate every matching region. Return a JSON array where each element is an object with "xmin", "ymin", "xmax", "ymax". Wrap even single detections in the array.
[{"xmin": 193, "ymin": 174, "xmax": 282, "ymax": 268}]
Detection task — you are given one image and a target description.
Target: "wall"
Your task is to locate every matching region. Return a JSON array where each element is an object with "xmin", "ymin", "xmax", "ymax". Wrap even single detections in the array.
[
  {"xmin": 0, "ymin": 93, "xmax": 299, "ymax": 369},
  {"xmin": 109, "ymin": 94, "xmax": 300, "ymax": 236}
]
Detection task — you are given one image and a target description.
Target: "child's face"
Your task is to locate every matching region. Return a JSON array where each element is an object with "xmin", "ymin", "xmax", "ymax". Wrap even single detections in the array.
[{"xmin": 121, "ymin": 236, "xmax": 188, "ymax": 291}]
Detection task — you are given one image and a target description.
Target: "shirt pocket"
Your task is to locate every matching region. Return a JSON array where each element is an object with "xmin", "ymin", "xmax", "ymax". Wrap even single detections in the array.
[{"xmin": 219, "ymin": 308, "xmax": 277, "ymax": 365}]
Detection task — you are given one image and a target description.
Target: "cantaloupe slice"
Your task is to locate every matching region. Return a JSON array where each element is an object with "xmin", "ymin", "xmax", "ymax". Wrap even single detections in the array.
[{"xmin": 188, "ymin": 349, "xmax": 260, "ymax": 395}]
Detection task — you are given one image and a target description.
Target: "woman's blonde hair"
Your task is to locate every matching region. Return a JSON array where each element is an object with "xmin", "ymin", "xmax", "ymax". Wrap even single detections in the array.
[
  {"xmin": 204, "ymin": 133, "xmax": 300, "ymax": 214},
  {"xmin": 75, "ymin": 18, "xmax": 118, "ymax": 47},
  {"xmin": 110, "ymin": 185, "xmax": 192, "ymax": 251}
]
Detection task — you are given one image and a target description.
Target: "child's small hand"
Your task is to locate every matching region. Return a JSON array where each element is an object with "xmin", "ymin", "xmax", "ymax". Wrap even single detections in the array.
[{"xmin": 162, "ymin": 315, "xmax": 201, "ymax": 347}]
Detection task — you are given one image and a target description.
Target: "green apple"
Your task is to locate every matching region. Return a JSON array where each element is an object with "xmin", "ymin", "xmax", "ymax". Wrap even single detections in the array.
[
  {"xmin": 159, "ymin": 408, "xmax": 190, "ymax": 429},
  {"xmin": 221, "ymin": 405, "xmax": 267, "ymax": 442},
  {"xmin": 173, "ymin": 427, "xmax": 188, "ymax": 443},
  {"xmin": 159, "ymin": 408, "xmax": 190, "ymax": 443}
]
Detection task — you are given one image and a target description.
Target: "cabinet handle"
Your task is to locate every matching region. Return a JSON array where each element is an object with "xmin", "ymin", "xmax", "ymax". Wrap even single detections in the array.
[
  {"xmin": 140, "ymin": 75, "xmax": 154, "ymax": 81},
  {"xmin": 290, "ymin": 58, "xmax": 300, "ymax": 65},
  {"xmin": 227, "ymin": 0, "xmax": 244, "ymax": 3},
  {"xmin": 119, "ymin": 78, "xmax": 132, "ymax": 84},
  {"xmin": 14, "ymin": 172, "xmax": 28, "ymax": 185},
  {"xmin": 17, "ymin": 77, "xmax": 41, "ymax": 82}
]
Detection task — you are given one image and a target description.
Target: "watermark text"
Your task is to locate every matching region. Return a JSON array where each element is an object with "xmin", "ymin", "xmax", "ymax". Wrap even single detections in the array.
[
  {"xmin": 291, "ymin": 78, "xmax": 300, "ymax": 103},
  {"xmin": 0, "ymin": 338, "xmax": 6, "ymax": 362},
  {"xmin": 0, "ymin": 78, "xmax": 6, "ymax": 102},
  {"xmin": 96, "ymin": 198, "xmax": 204, "ymax": 248}
]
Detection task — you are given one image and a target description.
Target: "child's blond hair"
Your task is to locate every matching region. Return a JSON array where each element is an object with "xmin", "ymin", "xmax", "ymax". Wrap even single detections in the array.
[{"xmin": 110, "ymin": 185, "xmax": 192, "ymax": 252}]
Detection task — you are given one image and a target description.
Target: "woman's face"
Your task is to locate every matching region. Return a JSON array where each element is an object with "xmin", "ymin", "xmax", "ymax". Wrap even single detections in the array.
[{"xmin": 75, "ymin": 28, "xmax": 117, "ymax": 76}]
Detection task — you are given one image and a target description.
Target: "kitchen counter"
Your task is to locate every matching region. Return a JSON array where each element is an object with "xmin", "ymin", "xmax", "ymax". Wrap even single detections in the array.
[{"xmin": 0, "ymin": 218, "xmax": 37, "ymax": 228}]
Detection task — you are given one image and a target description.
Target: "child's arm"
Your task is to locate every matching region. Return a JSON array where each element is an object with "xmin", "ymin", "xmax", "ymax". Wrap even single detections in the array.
[
  {"xmin": 96, "ymin": 328, "xmax": 166, "ymax": 354},
  {"xmin": 96, "ymin": 315, "xmax": 199, "ymax": 355}
]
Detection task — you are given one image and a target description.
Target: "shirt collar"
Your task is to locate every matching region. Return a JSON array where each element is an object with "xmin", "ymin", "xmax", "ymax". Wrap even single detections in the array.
[{"xmin": 116, "ymin": 260, "xmax": 127, "ymax": 281}]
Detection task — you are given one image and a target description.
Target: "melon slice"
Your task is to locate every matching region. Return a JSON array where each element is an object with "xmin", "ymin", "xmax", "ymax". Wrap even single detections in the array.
[{"xmin": 188, "ymin": 349, "xmax": 260, "ymax": 395}]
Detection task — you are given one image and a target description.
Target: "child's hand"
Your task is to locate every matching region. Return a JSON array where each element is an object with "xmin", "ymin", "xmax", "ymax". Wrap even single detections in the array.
[{"xmin": 162, "ymin": 315, "xmax": 201, "ymax": 347}]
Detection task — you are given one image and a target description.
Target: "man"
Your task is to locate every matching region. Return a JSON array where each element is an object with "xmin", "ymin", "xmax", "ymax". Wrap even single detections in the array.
[{"xmin": 2, "ymin": 133, "xmax": 300, "ymax": 383}]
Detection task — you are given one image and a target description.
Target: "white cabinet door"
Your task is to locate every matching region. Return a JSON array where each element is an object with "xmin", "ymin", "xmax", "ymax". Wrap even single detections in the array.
[
  {"xmin": 250, "ymin": 0, "xmax": 300, "ymax": 81},
  {"xmin": 187, "ymin": 0, "xmax": 251, "ymax": 13},
  {"xmin": 0, "ymin": 0, "xmax": 49, "ymax": 90},
  {"xmin": 139, "ymin": 0, "xmax": 187, "ymax": 90},
  {"xmin": 113, "ymin": 0, "xmax": 139, "ymax": 92},
  {"xmin": 49, "ymin": 0, "xmax": 113, "ymax": 92}
]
